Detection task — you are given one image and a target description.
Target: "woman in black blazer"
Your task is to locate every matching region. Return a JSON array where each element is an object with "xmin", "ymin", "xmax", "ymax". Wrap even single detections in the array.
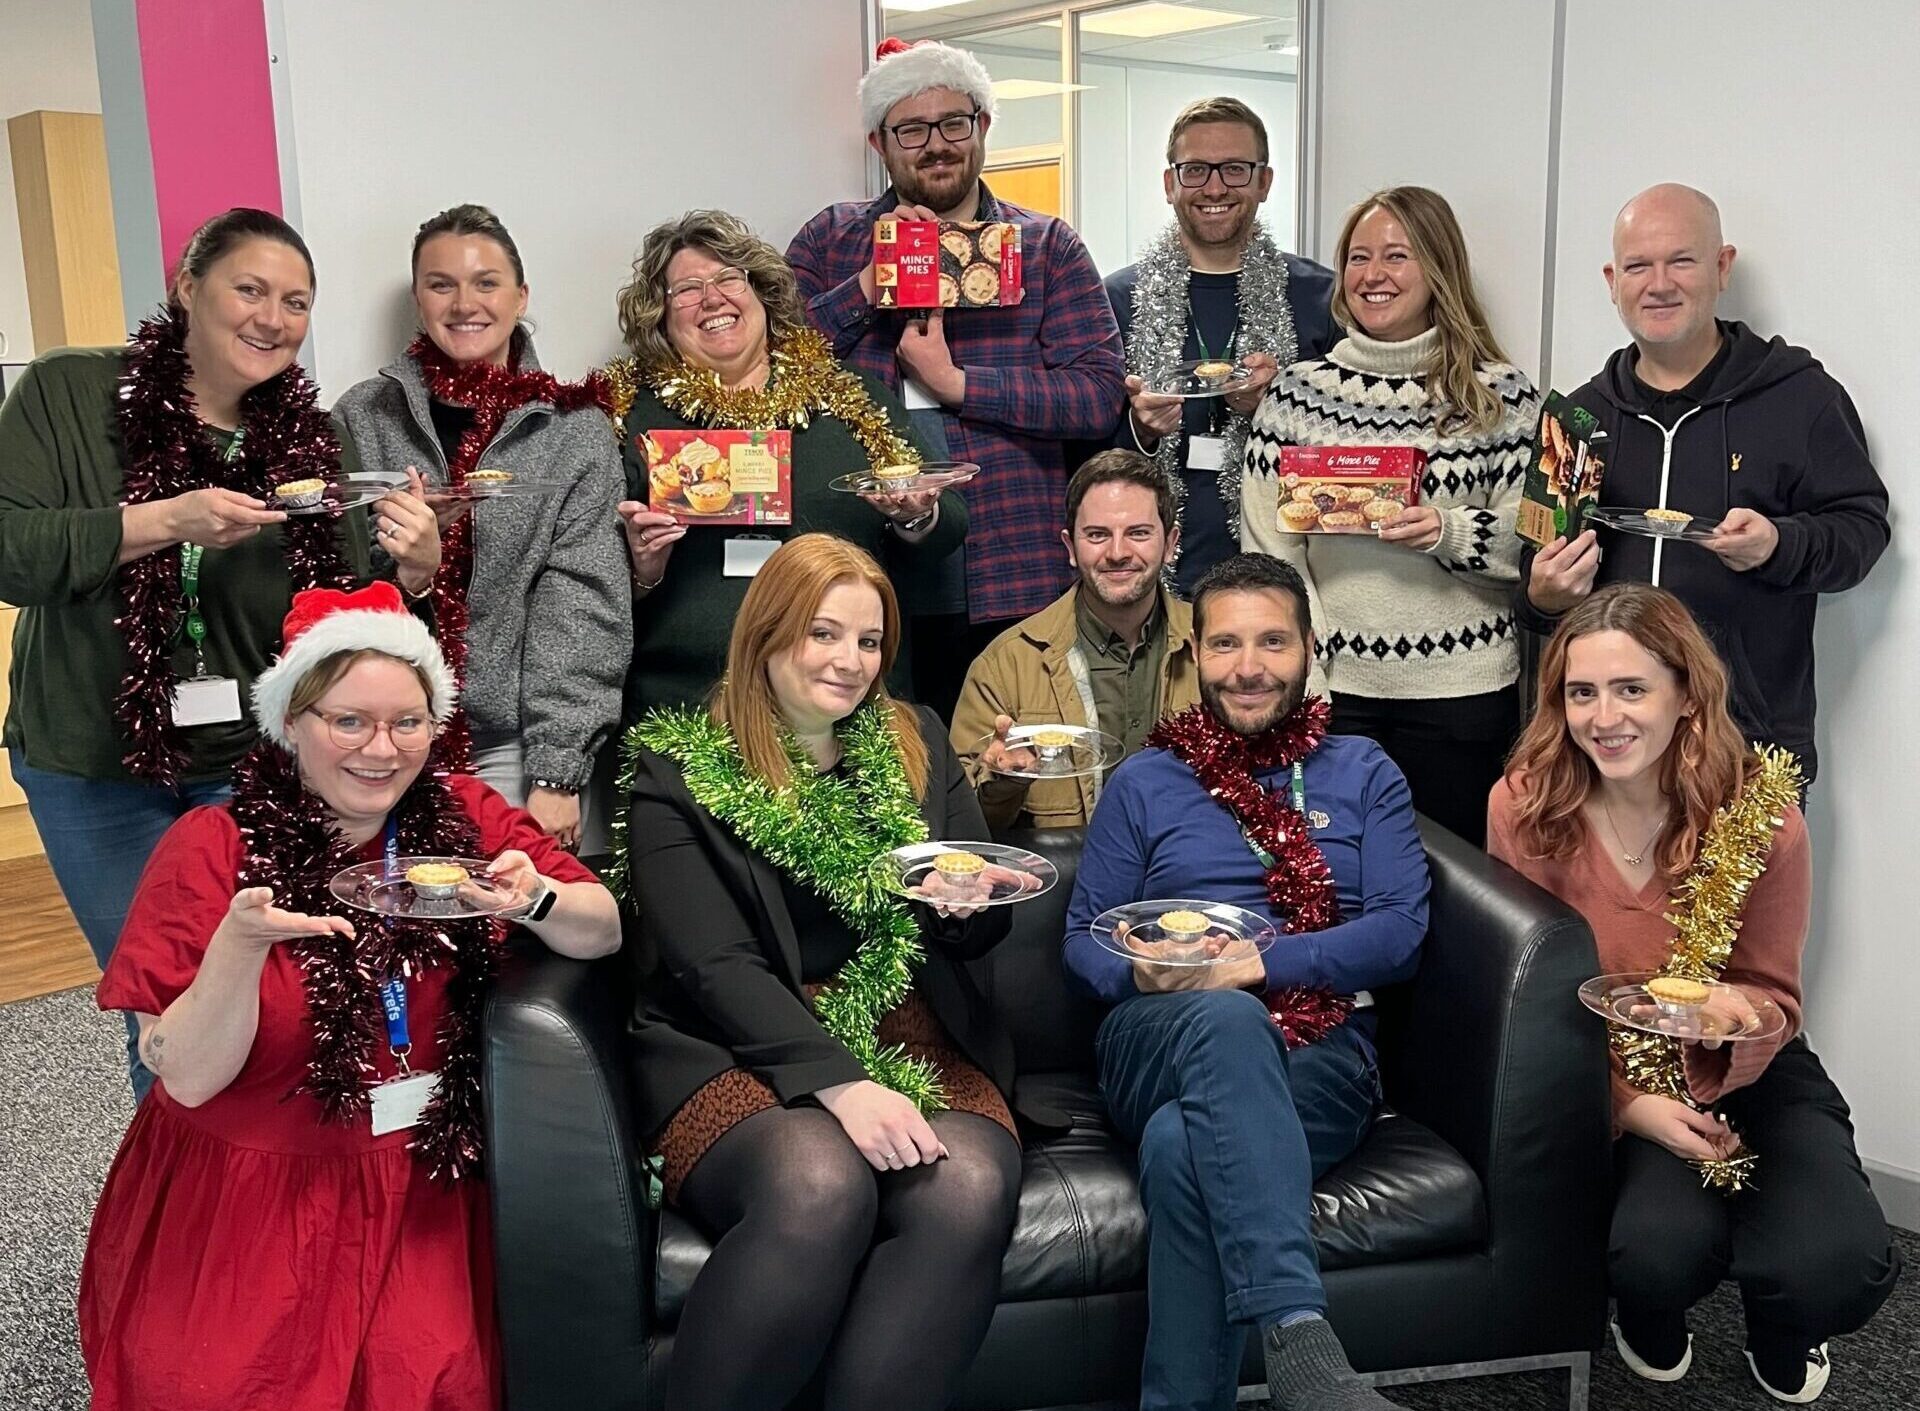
[{"xmin": 619, "ymin": 534, "xmax": 1026, "ymax": 1411}]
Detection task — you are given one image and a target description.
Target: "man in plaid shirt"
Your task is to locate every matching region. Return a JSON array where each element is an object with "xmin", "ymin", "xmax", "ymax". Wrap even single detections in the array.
[{"xmin": 788, "ymin": 39, "xmax": 1126, "ymax": 717}]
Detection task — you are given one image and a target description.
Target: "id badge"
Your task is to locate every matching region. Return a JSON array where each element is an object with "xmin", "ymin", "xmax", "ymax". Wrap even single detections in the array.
[
  {"xmin": 900, "ymin": 375, "xmax": 941, "ymax": 410},
  {"xmin": 723, "ymin": 537, "xmax": 780, "ymax": 578},
  {"xmin": 171, "ymin": 676, "xmax": 243, "ymax": 726},
  {"xmin": 370, "ymin": 1070, "xmax": 441, "ymax": 1136},
  {"xmin": 1186, "ymin": 435, "xmax": 1226, "ymax": 472}
]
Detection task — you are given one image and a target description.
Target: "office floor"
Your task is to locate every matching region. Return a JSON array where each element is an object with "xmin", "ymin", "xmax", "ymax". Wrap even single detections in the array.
[{"xmin": 0, "ymin": 806, "xmax": 98, "ymax": 1006}]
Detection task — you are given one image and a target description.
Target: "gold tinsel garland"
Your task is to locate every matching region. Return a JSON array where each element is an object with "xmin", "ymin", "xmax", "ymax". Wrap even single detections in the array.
[
  {"xmin": 604, "ymin": 328, "xmax": 919, "ymax": 474},
  {"xmin": 1610, "ymin": 744, "xmax": 1803, "ymax": 1193}
]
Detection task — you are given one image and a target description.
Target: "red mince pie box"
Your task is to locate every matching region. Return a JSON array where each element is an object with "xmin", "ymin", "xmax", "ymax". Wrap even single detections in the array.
[
  {"xmin": 872, "ymin": 218, "xmax": 1022, "ymax": 309},
  {"xmin": 642, "ymin": 429, "xmax": 793, "ymax": 527},
  {"xmin": 1275, "ymin": 446, "xmax": 1426, "ymax": 534}
]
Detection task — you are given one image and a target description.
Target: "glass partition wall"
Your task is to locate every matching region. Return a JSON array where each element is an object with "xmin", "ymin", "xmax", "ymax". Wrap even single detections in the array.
[{"xmin": 876, "ymin": 0, "xmax": 1305, "ymax": 275}]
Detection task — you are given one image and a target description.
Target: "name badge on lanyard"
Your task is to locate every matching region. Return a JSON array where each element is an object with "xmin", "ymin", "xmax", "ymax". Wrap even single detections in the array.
[
  {"xmin": 169, "ymin": 543, "xmax": 243, "ymax": 726},
  {"xmin": 369, "ymin": 816, "xmax": 441, "ymax": 1135}
]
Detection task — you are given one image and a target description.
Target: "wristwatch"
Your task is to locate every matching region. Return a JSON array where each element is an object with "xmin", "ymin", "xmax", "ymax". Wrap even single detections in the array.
[
  {"xmin": 522, "ymin": 876, "xmax": 558, "ymax": 923},
  {"xmin": 895, "ymin": 508, "xmax": 936, "ymax": 534}
]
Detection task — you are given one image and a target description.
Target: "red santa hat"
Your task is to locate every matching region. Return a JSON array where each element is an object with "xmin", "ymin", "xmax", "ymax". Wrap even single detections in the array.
[
  {"xmin": 250, "ymin": 582, "xmax": 457, "ymax": 749},
  {"xmin": 859, "ymin": 38, "xmax": 997, "ymax": 135}
]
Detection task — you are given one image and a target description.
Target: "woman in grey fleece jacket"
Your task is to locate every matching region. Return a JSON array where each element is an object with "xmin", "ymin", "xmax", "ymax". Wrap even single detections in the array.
[{"xmin": 333, "ymin": 205, "xmax": 630, "ymax": 850}]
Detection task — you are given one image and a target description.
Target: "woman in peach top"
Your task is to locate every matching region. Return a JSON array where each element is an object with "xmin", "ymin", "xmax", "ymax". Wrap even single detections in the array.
[{"xmin": 1487, "ymin": 583, "xmax": 1897, "ymax": 1405}]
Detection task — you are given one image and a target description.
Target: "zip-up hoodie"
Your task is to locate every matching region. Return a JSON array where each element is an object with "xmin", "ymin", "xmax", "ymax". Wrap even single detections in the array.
[{"xmin": 1518, "ymin": 321, "xmax": 1889, "ymax": 782}]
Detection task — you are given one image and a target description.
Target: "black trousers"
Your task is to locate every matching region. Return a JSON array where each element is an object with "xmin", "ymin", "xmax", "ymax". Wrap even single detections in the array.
[
  {"xmin": 1610, "ymin": 1037, "xmax": 1901, "ymax": 1347},
  {"xmin": 911, "ymin": 613, "xmax": 1022, "ymax": 727},
  {"xmin": 1328, "ymin": 686, "xmax": 1519, "ymax": 848}
]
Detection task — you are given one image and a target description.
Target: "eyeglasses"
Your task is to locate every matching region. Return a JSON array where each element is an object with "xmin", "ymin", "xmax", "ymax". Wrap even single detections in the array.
[
  {"xmin": 305, "ymin": 707, "xmax": 437, "ymax": 752},
  {"xmin": 666, "ymin": 268, "xmax": 751, "ymax": 309},
  {"xmin": 1170, "ymin": 160, "xmax": 1265, "ymax": 189},
  {"xmin": 883, "ymin": 109, "xmax": 982, "ymax": 150}
]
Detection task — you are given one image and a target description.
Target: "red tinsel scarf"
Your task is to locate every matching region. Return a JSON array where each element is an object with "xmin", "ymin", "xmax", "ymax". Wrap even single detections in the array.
[
  {"xmin": 1147, "ymin": 698, "xmax": 1356, "ymax": 1047},
  {"xmin": 230, "ymin": 741, "xmax": 500, "ymax": 1180},
  {"xmin": 114, "ymin": 309, "xmax": 351, "ymax": 784},
  {"xmin": 405, "ymin": 336, "xmax": 612, "ymax": 772}
]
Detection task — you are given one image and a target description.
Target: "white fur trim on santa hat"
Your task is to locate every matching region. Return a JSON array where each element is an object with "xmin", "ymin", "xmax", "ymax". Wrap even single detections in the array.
[
  {"xmin": 250, "ymin": 608, "xmax": 458, "ymax": 749},
  {"xmin": 860, "ymin": 41, "xmax": 997, "ymax": 135}
]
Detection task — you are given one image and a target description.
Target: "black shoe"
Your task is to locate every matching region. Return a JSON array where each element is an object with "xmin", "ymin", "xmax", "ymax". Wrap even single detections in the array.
[{"xmin": 1747, "ymin": 1340, "xmax": 1831, "ymax": 1403}]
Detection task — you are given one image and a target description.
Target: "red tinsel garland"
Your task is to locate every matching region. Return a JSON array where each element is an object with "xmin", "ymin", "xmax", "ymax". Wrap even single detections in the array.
[
  {"xmin": 114, "ymin": 309, "xmax": 351, "ymax": 784},
  {"xmin": 1147, "ymin": 698, "xmax": 1355, "ymax": 1047},
  {"xmin": 405, "ymin": 335, "xmax": 612, "ymax": 773},
  {"xmin": 230, "ymin": 740, "xmax": 500, "ymax": 1180}
]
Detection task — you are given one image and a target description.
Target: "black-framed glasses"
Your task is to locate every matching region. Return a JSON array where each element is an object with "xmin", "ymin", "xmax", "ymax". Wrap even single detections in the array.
[
  {"xmin": 1170, "ymin": 160, "xmax": 1265, "ymax": 189},
  {"xmin": 666, "ymin": 267, "xmax": 750, "ymax": 309},
  {"xmin": 884, "ymin": 109, "xmax": 982, "ymax": 150},
  {"xmin": 305, "ymin": 707, "xmax": 437, "ymax": 752}
]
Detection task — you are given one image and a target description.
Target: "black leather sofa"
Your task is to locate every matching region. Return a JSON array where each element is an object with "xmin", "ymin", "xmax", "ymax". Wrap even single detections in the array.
[{"xmin": 484, "ymin": 821, "xmax": 1611, "ymax": 1410}]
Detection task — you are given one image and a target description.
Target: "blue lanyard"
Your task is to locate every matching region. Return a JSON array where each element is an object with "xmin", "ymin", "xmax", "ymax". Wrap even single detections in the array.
[{"xmin": 377, "ymin": 816, "xmax": 412, "ymax": 1070}]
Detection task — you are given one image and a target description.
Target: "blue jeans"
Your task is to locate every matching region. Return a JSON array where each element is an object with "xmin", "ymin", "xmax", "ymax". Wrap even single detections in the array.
[
  {"xmin": 10, "ymin": 756, "xmax": 231, "ymax": 1102},
  {"xmin": 1096, "ymin": 989, "xmax": 1381, "ymax": 1411}
]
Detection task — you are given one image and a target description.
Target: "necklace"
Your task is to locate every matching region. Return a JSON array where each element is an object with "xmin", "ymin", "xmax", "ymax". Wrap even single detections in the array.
[{"xmin": 1600, "ymin": 795, "xmax": 1664, "ymax": 867}]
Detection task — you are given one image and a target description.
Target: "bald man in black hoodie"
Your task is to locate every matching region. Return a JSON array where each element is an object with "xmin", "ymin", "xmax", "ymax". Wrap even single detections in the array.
[{"xmin": 1518, "ymin": 183, "xmax": 1888, "ymax": 785}]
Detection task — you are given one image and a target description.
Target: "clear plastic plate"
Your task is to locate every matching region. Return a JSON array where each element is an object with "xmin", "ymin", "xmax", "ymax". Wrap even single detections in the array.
[
  {"xmin": 1090, "ymin": 899, "xmax": 1278, "ymax": 967},
  {"xmin": 329, "ymin": 855, "xmax": 529, "ymax": 919},
  {"xmin": 1578, "ymin": 972, "xmax": 1786, "ymax": 1043},
  {"xmin": 422, "ymin": 476, "xmax": 565, "ymax": 503},
  {"xmin": 1584, "ymin": 505, "xmax": 1718, "ymax": 543},
  {"xmin": 872, "ymin": 841, "xmax": 1057, "ymax": 908},
  {"xmin": 829, "ymin": 461, "xmax": 982, "ymax": 495},
  {"xmin": 970, "ymin": 723, "xmax": 1122, "ymax": 780},
  {"xmin": 1149, "ymin": 358, "xmax": 1258, "ymax": 399},
  {"xmin": 277, "ymin": 482, "xmax": 392, "ymax": 515}
]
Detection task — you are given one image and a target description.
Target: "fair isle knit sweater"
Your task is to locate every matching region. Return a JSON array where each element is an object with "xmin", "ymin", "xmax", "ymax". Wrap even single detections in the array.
[{"xmin": 1242, "ymin": 327, "xmax": 1540, "ymax": 700}]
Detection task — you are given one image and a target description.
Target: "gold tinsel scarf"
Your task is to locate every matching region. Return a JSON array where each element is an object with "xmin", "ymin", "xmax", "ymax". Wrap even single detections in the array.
[
  {"xmin": 1609, "ymin": 744, "xmax": 1803, "ymax": 1193},
  {"xmin": 604, "ymin": 328, "xmax": 918, "ymax": 473}
]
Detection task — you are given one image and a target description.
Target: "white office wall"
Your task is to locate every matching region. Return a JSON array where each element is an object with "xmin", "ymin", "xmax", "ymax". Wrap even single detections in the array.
[
  {"xmin": 1549, "ymin": 0, "xmax": 1920, "ymax": 1199},
  {"xmin": 0, "ymin": 0, "xmax": 105, "ymax": 362},
  {"xmin": 273, "ymin": 0, "xmax": 869, "ymax": 398},
  {"xmin": 1319, "ymin": 0, "xmax": 1919, "ymax": 1202},
  {"xmin": 1313, "ymin": 0, "xmax": 1559, "ymax": 377}
]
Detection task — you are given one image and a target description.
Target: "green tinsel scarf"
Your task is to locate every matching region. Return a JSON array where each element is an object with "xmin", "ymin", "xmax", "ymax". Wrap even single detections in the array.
[{"xmin": 611, "ymin": 703, "xmax": 945, "ymax": 1110}]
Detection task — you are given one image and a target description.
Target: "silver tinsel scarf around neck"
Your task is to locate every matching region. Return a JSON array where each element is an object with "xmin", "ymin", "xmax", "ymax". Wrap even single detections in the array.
[{"xmin": 1125, "ymin": 221, "xmax": 1298, "ymax": 549}]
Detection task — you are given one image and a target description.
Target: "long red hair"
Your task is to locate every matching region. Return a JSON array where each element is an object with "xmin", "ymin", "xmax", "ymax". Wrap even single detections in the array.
[
  {"xmin": 1505, "ymin": 583, "xmax": 1759, "ymax": 874},
  {"xmin": 710, "ymin": 534, "xmax": 927, "ymax": 795}
]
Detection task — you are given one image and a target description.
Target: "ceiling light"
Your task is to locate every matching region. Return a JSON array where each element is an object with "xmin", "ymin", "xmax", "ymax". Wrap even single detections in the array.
[
  {"xmin": 1079, "ymin": 4, "xmax": 1256, "ymax": 39},
  {"xmin": 992, "ymin": 78, "xmax": 1095, "ymax": 100}
]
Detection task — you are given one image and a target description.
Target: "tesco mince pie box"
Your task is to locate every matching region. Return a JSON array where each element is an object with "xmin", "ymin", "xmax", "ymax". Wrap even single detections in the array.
[
  {"xmin": 872, "ymin": 218, "xmax": 1022, "ymax": 309},
  {"xmin": 642, "ymin": 429, "xmax": 792, "ymax": 526},
  {"xmin": 1274, "ymin": 446, "xmax": 1426, "ymax": 534}
]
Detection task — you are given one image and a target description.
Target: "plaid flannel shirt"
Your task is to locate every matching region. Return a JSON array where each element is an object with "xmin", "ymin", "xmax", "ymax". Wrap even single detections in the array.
[{"xmin": 787, "ymin": 184, "xmax": 1126, "ymax": 623}]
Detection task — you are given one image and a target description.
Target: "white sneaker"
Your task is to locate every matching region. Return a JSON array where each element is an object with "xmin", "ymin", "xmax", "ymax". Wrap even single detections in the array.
[
  {"xmin": 1746, "ymin": 1343, "xmax": 1831, "ymax": 1403},
  {"xmin": 1610, "ymin": 1316, "xmax": 1693, "ymax": 1381}
]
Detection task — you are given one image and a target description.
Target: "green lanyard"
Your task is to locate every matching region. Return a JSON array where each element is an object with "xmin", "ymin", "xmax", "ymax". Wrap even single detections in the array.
[
  {"xmin": 1239, "ymin": 761, "xmax": 1306, "ymax": 870},
  {"xmin": 180, "ymin": 544, "xmax": 209, "ymax": 677}
]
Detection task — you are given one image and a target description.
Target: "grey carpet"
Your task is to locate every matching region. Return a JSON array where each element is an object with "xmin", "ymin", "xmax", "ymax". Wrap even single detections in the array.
[{"xmin": 0, "ymin": 984, "xmax": 1911, "ymax": 1410}]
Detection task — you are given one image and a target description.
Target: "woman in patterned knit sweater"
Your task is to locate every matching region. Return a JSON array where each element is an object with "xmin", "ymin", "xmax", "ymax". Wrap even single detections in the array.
[{"xmin": 1241, "ymin": 186, "xmax": 1540, "ymax": 844}]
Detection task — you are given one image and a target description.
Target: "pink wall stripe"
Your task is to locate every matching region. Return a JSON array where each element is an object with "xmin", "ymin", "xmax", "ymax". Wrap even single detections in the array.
[{"xmin": 133, "ymin": 0, "xmax": 283, "ymax": 275}]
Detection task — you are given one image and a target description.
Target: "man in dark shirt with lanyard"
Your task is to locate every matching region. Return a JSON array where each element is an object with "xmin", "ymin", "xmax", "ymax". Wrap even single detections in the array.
[{"xmin": 1102, "ymin": 98, "xmax": 1338, "ymax": 596}]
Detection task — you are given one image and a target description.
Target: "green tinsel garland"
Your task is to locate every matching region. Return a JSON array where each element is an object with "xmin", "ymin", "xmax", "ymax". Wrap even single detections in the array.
[{"xmin": 611, "ymin": 703, "xmax": 945, "ymax": 1110}]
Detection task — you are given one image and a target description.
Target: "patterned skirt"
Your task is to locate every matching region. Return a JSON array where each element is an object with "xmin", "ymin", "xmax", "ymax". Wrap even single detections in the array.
[{"xmin": 652, "ymin": 987, "xmax": 1015, "ymax": 1204}]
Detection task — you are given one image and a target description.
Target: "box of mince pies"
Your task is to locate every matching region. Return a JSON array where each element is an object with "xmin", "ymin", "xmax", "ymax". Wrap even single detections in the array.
[
  {"xmin": 872, "ymin": 218, "xmax": 1022, "ymax": 309},
  {"xmin": 1274, "ymin": 446, "xmax": 1426, "ymax": 534},
  {"xmin": 643, "ymin": 429, "xmax": 793, "ymax": 527}
]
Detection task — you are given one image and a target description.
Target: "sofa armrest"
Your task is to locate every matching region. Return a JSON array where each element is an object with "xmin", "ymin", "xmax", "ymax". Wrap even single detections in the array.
[
  {"xmin": 484, "ymin": 944, "xmax": 651, "ymax": 1411},
  {"xmin": 1389, "ymin": 821, "xmax": 1612, "ymax": 1298}
]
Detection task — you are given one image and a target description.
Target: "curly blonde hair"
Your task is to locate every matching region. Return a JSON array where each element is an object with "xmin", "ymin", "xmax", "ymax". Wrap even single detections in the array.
[{"xmin": 616, "ymin": 210, "xmax": 809, "ymax": 374}]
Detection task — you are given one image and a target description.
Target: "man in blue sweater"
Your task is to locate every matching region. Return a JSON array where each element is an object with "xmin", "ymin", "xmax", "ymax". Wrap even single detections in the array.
[{"xmin": 1063, "ymin": 554, "xmax": 1428, "ymax": 1411}]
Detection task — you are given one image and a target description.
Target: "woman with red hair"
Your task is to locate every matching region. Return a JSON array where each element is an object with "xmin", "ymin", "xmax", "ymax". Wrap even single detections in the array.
[{"xmin": 1488, "ymin": 582, "xmax": 1897, "ymax": 1403}]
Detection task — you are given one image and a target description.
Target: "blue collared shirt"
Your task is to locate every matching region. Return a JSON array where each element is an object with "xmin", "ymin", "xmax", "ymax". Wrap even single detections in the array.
[{"xmin": 1062, "ymin": 733, "xmax": 1430, "ymax": 1007}]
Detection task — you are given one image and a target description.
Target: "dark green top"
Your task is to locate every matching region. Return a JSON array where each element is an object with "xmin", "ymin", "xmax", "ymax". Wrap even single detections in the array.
[
  {"xmin": 0, "ymin": 347, "xmax": 368, "ymax": 783},
  {"xmin": 621, "ymin": 372, "xmax": 965, "ymax": 720},
  {"xmin": 1075, "ymin": 591, "xmax": 1167, "ymax": 760}
]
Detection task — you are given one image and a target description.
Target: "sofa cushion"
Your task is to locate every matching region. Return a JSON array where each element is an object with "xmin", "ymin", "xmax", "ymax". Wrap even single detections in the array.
[{"xmin": 652, "ymin": 1074, "xmax": 1487, "ymax": 1322}]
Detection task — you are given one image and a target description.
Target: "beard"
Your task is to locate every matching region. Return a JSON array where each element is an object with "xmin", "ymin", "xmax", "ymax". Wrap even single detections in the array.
[
  {"xmin": 1078, "ymin": 559, "xmax": 1159, "ymax": 610},
  {"xmin": 890, "ymin": 142, "xmax": 986, "ymax": 213},
  {"xmin": 1173, "ymin": 196, "xmax": 1258, "ymax": 254},
  {"xmin": 1199, "ymin": 669, "xmax": 1306, "ymax": 738}
]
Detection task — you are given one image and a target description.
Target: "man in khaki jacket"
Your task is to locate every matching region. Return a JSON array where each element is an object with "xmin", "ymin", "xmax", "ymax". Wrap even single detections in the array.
[{"xmin": 952, "ymin": 450, "xmax": 1199, "ymax": 831}]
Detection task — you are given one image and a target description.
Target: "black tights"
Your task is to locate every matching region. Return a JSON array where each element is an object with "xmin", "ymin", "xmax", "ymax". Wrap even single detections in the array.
[{"xmin": 668, "ymin": 1104, "xmax": 1022, "ymax": 1411}]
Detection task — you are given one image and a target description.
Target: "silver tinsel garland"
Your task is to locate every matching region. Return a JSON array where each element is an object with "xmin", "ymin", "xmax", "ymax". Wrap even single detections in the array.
[{"xmin": 1125, "ymin": 221, "xmax": 1298, "ymax": 547}]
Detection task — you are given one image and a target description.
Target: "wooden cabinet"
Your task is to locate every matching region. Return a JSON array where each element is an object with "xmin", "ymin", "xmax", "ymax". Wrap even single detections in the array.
[{"xmin": 8, "ymin": 110, "xmax": 126, "ymax": 351}]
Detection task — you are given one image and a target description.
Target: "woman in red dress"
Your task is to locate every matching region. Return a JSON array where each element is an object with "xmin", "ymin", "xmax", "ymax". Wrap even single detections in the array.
[{"xmin": 79, "ymin": 582, "xmax": 620, "ymax": 1411}]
